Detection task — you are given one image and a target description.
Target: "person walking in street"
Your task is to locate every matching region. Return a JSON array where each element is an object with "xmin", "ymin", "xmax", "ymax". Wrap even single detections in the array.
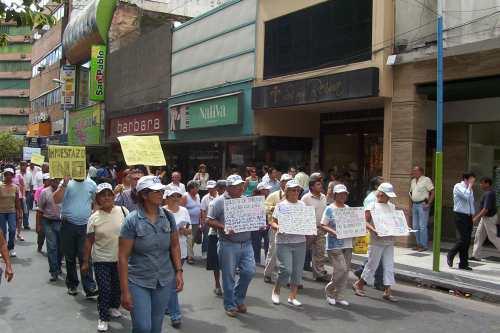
[
  {"xmin": 0, "ymin": 168, "xmax": 22, "ymax": 258},
  {"xmin": 0, "ymin": 230, "xmax": 14, "ymax": 283},
  {"xmin": 168, "ymin": 171, "xmax": 186, "ymax": 194},
  {"xmin": 12, "ymin": 163, "xmax": 27, "ymax": 241},
  {"xmin": 270, "ymin": 179, "xmax": 307, "ymax": 307},
  {"xmin": 263, "ymin": 173, "xmax": 292, "ymax": 283},
  {"xmin": 321, "ymin": 184, "xmax": 353, "ymax": 306},
  {"xmin": 207, "ymin": 175, "xmax": 256, "ymax": 317},
  {"xmin": 353, "ymin": 183, "xmax": 399, "ymax": 302},
  {"xmin": 163, "ymin": 186, "xmax": 190, "ymax": 328},
  {"xmin": 265, "ymin": 167, "xmax": 281, "ymax": 193},
  {"xmin": 53, "ymin": 175, "xmax": 98, "ymax": 298},
  {"xmin": 36, "ymin": 173, "xmax": 63, "ymax": 281},
  {"xmin": 114, "ymin": 168, "xmax": 145, "ymax": 212},
  {"xmin": 82, "ymin": 183, "xmax": 128, "ymax": 332},
  {"xmin": 34, "ymin": 167, "xmax": 49, "ymax": 253},
  {"xmin": 118, "ymin": 175, "xmax": 183, "ymax": 333},
  {"xmin": 251, "ymin": 182, "xmax": 272, "ymax": 265},
  {"xmin": 447, "ymin": 172, "xmax": 476, "ymax": 271},
  {"xmin": 201, "ymin": 180, "xmax": 223, "ymax": 296},
  {"xmin": 301, "ymin": 178, "xmax": 328, "ymax": 281},
  {"xmin": 181, "ymin": 180, "xmax": 201, "ymax": 264},
  {"xmin": 294, "ymin": 166, "xmax": 309, "ymax": 190},
  {"xmin": 244, "ymin": 166, "xmax": 259, "ymax": 197},
  {"xmin": 470, "ymin": 177, "xmax": 500, "ymax": 261},
  {"xmin": 410, "ymin": 166, "xmax": 434, "ymax": 251},
  {"xmin": 193, "ymin": 163, "xmax": 209, "ymax": 198}
]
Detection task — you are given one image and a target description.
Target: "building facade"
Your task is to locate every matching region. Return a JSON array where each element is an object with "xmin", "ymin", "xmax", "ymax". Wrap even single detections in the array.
[{"xmin": 0, "ymin": 23, "xmax": 32, "ymax": 135}]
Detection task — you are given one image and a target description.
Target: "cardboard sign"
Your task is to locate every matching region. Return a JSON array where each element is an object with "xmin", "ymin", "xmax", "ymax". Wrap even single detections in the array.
[
  {"xmin": 224, "ymin": 196, "xmax": 266, "ymax": 233},
  {"xmin": 30, "ymin": 153, "xmax": 45, "ymax": 166},
  {"xmin": 276, "ymin": 204, "xmax": 317, "ymax": 235},
  {"xmin": 48, "ymin": 145, "xmax": 86, "ymax": 180},
  {"xmin": 333, "ymin": 207, "xmax": 367, "ymax": 239},
  {"xmin": 371, "ymin": 206, "xmax": 410, "ymax": 237},
  {"xmin": 118, "ymin": 135, "xmax": 166, "ymax": 166}
]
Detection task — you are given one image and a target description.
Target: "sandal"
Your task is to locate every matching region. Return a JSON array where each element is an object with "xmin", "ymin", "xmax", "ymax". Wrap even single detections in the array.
[
  {"xmin": 17, "ymin": 234, "xmax": 25, "ymax": 241},
  {"xmin": 187, "ymin": 257, "xmax": 195, "ymax": 265},
  {"xmin": 383, "ymin": 294, "xmax": 398, "ymax": 302},
  {"xmin": 352, "ymin": 283, "xmax": 366, "ymax": 297}
]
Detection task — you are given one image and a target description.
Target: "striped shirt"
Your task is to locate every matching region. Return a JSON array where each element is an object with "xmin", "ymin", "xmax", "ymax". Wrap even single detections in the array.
[{"xmin": 453, "ymin": 181, "xmax": 475, "ymax": 215}]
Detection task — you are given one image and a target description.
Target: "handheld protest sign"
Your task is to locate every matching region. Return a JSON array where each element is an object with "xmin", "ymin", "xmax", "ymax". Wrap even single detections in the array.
[
  {"xmin": 333, "ymin": 207, "xmax": 367, "ymax": 239},
  {"xmin": 30, "ymin": 153, "xmax": 45, "ymax": 166},
  {"xmin": 276, "ymin": 205, "xmax": 317, "ymax": 235},
  {"xmin": 48, "ymin": 145, "xmax": 86, "ymax": 179},
  {"xmin": 118, "ymin": 135, "xmax": 166, "ymax": 166},
  {"xmin": 223, "ymin": 196, "xmax": 266, "ymax": 233}
]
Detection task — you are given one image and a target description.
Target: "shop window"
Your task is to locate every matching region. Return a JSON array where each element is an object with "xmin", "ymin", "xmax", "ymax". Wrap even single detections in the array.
[{"xmin": 264, "ymin": 0, "xmax": 372, "ymax": 79}]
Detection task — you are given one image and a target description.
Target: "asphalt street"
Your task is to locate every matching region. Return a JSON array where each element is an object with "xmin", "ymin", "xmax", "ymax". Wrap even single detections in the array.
[{"xmin": 1, "ymin": 215, "xmax": 500, "ymax": 333}]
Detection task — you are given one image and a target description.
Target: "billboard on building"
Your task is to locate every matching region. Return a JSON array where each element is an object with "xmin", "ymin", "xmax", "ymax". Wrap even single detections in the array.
[
  {"xmin": 68, "ymin": 104, "xmax": 101, "ymax": 146},
  {"xmin": 60, "ymin": 65, "xmax": 76, "ymax": 108},
  {"xmin": 90, "ymin": 45, "xmax": 106, "ymax": 101}
]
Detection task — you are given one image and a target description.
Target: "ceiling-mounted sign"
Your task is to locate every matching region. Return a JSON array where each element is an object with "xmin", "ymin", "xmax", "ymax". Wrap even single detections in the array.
[
  {"xmin": 90, "ymin": 45, "xmax": 106, "ymax": 101},
  {"xmin": 61, "ymin": 65, "xmax": 76, "ymax": 108},
  {"xmin": 169, "ymin": 93, "xmax": 241, "ymax": 131}
]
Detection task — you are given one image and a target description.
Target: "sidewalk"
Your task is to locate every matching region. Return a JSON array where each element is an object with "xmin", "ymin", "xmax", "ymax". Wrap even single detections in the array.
[{"xmin": 350, "ymin": 242, "xmax": 500, "ymax": 303}]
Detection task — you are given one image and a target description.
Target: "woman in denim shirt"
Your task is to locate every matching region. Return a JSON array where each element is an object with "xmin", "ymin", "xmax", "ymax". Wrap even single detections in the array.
[{"xmin": 118, "ymin": 176, "xmax": 184, "ymax": 333}]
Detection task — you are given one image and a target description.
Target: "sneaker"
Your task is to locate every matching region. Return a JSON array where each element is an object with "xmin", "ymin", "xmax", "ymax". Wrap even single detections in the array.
[
  {"xmin": 171, "ymin": 318, "xmax": 181, "ymax": 329},
  {"xmin": 201, "ymin": 252, "xmax": 207, "ymax": 260},
  {"xmin": 264, "ymin": 276, "xmax": 273, "ymax": 284},
  {"xmin": 97, "ymin": 319, "xmax": 108, "ymax": 332},
  {"xmin": 337, "ymin": 299, "xmax": 350, "ymax": 306},
  {"xmin": 86, "ymin": 289, "xmax": 99, "ymax": 300},
  {"xmin": 287, "ymin": 298, "xmax": 302, "ymax": 307},
  {"xmin": 225, "ymin": 309, "xmax": 238, "ymax": 318},
  {"xmin": 326, "ymin": 297, "xmax": 336, "ymax": 306},
  {"xmin": 271, "ymin": 292, "xmax": 280, "ymax": 305},
  {"xmin": 49, "ymin": 274, "xmax": 58, "ymax": 282},
  {"xmin": 109, "ymin": 308, "xmax": 122, "ymax": 318},
  {"xmin": 9, "ymin": 251, "xmax": 16, "ymax": 257},
  {"xmin": 213, "ymin": 287, "xmax": 223, "ymax": 297},
  {"xmin": 68, "ymin": 287, "xmax": 78, "ymax": 296}
]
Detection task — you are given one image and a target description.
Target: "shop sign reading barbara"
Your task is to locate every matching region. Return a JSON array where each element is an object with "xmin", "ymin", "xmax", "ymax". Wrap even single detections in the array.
[
  {"xmin": 169, "ymin": 93, "xmax": 241, "ymax": 131},
  {"xmin": 108, "ymin": 111, "xmax": 165, "ymax": 139},
  {"xmin": 90, "ymin": 45, "xmax": 106, "ymax": 101}
]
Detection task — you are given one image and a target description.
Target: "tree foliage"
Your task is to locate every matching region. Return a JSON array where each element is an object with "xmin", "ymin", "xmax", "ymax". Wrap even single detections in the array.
[
  {"xmin": 0, "ymin": 0, "xmax": 61, "ymax": 46},
  {"xmin": 0, "ymin": 132, "xmax": 24, "ymax": 161}
]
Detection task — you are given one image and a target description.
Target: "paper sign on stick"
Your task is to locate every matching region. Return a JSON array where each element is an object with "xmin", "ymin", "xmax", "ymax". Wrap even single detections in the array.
[
  {"xmin": 30, "ymin": 153, "xmax": 45, "ymax": 166},
  {"xmin": 276, "ymin": 205, "xmax": 317, "ymax": 235},
  {"xmin": 118, "ymin": 135, "xmax": 166, "ymax": 166},
  {"xmin": 334, "ymin": 207, "xmax": 367, "ymax": 239},
  {"xmin": 371, "ymin": 207, "xmax": 410, "ymax": 237},
  {"xmin": 48, "ymin": 145, "xmax": 86, "ymax": 180},
  {"xmin": 224, "ymin": 196, "xmax": 266, "ymax": 233}
]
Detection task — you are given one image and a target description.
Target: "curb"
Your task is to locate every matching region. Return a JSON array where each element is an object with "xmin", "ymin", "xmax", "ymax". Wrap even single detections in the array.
[{"xmin": 350, "ymin": 255, "xmax": 500, "ymax": 303}]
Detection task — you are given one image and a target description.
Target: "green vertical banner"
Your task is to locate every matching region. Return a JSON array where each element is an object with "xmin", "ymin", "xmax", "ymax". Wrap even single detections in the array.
[{"xmin": 90, "ymin": 45, "xmax": 106, "ymax": 101}]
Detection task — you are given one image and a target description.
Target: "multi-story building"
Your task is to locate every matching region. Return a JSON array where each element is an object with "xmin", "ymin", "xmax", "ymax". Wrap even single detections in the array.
[{"xmin": 0, "ymin": 22, "xmax": 32, "ymax": 135}]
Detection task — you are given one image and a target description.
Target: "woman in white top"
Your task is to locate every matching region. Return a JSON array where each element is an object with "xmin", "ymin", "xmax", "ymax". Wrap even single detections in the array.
[
  {"xmin": 270, "ymin": 180, "xmax": 307, "ymax": 307},
  {"xmin": 82, "ymin": 183, "xmax": 128, "ymax": 332},
  {"xmin": 193, "ymin": 164, "xmax": 209, "ymax": 196},
  {"xmin": 353, "ymin": 183, "xmax": 399, "ymax": 302},
  {"xmin": 163, "ymin": 187, "xmax": 191, "ymax": 328}
]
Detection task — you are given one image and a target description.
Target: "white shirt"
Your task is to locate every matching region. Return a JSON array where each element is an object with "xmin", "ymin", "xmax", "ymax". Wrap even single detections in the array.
[
  {"xmin": 167, "ymin": 182, "xmax": 186, "ymax": 194},
  {"xmin": 17, "ymin": 170, "xmax": 32, "ymax": 190},
  {"xmin": 410, "ymin": 176, "xmax": 434, "ymax": 202},
  {"xmin": 453, "ymin": 181, "xmax": 475, "ymax": 215},
  {"xmin": 166, "ymin": 206, "xmax": 190, "ymax": 259},
  {"xmin": 88, "ymin": 165, "xmax": 97, "ymax": 178},
  {"xmin": 201, "ymin": 193, "xmax": 218, "ymax": 235},
  {"xmin": 31, "ymin": 167, "xmax": 43, "ymax": 189}
]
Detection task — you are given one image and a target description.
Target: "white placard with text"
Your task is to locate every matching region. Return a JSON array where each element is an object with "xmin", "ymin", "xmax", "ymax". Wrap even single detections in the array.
[{"xmin": 224, "ymin": 196, "xmax": 266, "ymax": 233}]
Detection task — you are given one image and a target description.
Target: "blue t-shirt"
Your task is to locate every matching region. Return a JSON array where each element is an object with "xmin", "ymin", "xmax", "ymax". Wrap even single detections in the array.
[{"xmin": 61, "ymin": 179, "xmax": 97, "ymax": 225}]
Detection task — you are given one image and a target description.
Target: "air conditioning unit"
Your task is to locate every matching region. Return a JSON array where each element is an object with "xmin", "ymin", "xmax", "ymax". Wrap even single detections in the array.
[
  {"xmin": 19, "ymin": 91, "xmax": 26, "ymax": 96},
  {"xmin": 10, "ymin": 126, "xmax": 18, "ymax": 133},
  {"xmin": 37, "ymin": 65, "xmax": 46, "ymax": 72},
  {"xmin": 24, "ymin": 35, "xmax": 32, "ymax": 42},
  {"xmin": 20, "ymin": 53, "xmax": 27, "ymax": 59},
  {"xmin": 19, "ymin": 109, "xmax": 26, "ymax": 114}
]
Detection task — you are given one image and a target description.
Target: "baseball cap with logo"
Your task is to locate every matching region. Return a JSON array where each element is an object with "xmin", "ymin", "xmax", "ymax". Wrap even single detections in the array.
[
  {"xmin": 96, "ymin": 183, "xmax": 113, "ymax": 194},
  {"xmin": 280, "ymin": 173, "xmax": 293, "ymax": 182},
  {"xmin": 257, "ymin": 182, "xmax": 272, "ymax": 191},
  {"xmin": 333, "ymin": 184, "xmax": 349, "ymax": 194},
  {"xmin": 163, "ymin": 186, "xmax": 183, "ymax": 199},
  {"xmin": 206, "ymin": 180, "xmax": 217, "ymax": 189},
  {"xmin": 3, "ymin": 168, "xmax": 15, "ymax": 175},
  {"xmin": 226, "ymin": 174, "xmax": 244, "ymax": 186},
  {"xmin": 377, "ymin": 182, "xmax": 397, "ymax": 198},
  {"xmin": 285, "ymin": 179, "xmax": 301, "ymax": 189},
  {"xmin": 136, "ymin": 176, "xmax": 166, "ymax": 192}
]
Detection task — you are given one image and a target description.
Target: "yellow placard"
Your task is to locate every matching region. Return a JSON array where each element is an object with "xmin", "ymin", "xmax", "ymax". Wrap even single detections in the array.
[
  {"xmin": 30, "ymin": 153, "xmax": 45, "ymax": 166},
  {"xmin": 48, "ymin": 145, "xmax": 86, "ymax": 180},
  {"xmin": 118, "ymin": 135, "xmax": 166, "ymax": 166}
]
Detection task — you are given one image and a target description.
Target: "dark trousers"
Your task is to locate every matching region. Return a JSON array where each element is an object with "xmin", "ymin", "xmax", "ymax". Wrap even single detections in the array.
[
  {"xmin": 37, "ymin": 228, "xmax": 45, "ymax": 251},
  {"xmin": 251, "ymin": 229, "xmax": 269, "ymax": 264},
  {"xmin": 60, "ymin": 222, "xmax": 97, "ymax": 293},
  {"xmin": 94, "ymin": 262, "xmax": 121, "ymax": 321},
  {"xmin": 448, "ymin": 212, "xmax": 473, "ymax": 268}
]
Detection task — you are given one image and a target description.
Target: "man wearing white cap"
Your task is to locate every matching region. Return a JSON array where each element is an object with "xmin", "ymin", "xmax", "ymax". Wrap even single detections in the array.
[
  {"xmin": 263, "ymin": 173, "xmax": 292, "ymax": 283},
  {"xmin": 207, "ymin": 175, "xmax": 256, "ymax": 317},
  {"xmin": 0, "ymin": 168, "xmax": 22, "ymax": 257}
]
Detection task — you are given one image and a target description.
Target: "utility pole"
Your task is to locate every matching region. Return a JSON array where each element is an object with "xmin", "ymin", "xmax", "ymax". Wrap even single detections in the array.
[{"xmin": 433, "ymin": 0, "xmax": 444, "ymax": 272}]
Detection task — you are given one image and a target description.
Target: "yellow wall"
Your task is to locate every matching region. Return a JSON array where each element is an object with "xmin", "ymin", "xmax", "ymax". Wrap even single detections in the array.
[{"xmin": 255, "ymin": 0, "xmax": 394, "ymax": 97}]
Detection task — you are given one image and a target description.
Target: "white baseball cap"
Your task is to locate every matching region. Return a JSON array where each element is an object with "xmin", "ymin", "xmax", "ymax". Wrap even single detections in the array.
[
  {"xmin": 280, "ymin": 173, "xmax": 293, "ymax": 182},
  {"xmin": 96, "ymin": 182, "xmax": 113, "ymax": 194},
  {"xmin": 136, "ymin": 176, "xmax": 166, "ymax": 192},
  {"xmin": 257, "ymin": 182, "xmax": 272, "ymax": 191},
  {"xmin": 377, "ymin": 182, "xmax": 397, "ymax": 198},
  {"xmin": 42, "ymin": 173, "xmax": 51, "ymax": 180},
  {"xmin": 206, "ymin": 180, "xmax": 217, "ymax": 189},
  {"xmin": 285, "ymin": 179, "xmax": 301, "ymax": 189},
  {"xmin": 226, "ymin": 174, "xmax": 244, "ymax": 186},
  {"xmin": 333, "ymin": 184, "xmax": 349, "ymax": 194},
  {"xmin": 163, "ymin": 186, "xmax": 183, "ymax": 199},
  {"xmin": 3, "ymin": 168, "xmax": 15, "ymax": 175}
]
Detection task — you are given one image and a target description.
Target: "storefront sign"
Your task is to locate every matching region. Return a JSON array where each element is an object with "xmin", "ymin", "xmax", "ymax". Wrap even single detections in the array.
[
  {"xmin": 78, "ymin": 66, "xmax": 90, "ymax": 107},
  {"xmin": 108, "ymin": 111, "xmax": 165, "ymax": 138},
  {"xmin": 90, "ymin": 45, "xmax": 106, "ymax": 101},
  {"xmin": 68, "ymin": 105, "xmax": 101, "ymax": 146},
  {"xmin": 60, "ymin": 65, "xmax": 76, "ymax": 108},
  {"xmin": 169, "ymin": 93, "xmax": 240, "ymax": 131},
  {"xmin": 252, "ymin": 67, "xmax": 379, "ymax": 109}
]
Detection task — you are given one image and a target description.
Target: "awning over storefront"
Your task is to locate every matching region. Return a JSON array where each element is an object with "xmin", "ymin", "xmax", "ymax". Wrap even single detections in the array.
[
  {"xmin": 62, "ymin": 0, "xmax": 117, "ymax": 64},
  {"xmin": 26, "ymin": 123, "xmax": 52, "ymax": 138}
]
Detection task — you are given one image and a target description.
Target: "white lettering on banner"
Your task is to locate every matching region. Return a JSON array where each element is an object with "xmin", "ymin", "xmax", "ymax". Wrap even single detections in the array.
[
  {"xmin": 334, "ymin": 207, "xmax": 367, "ymax": 239},
  {"xmin": 277, "ymin": 205, "xmax": 317, "ymax": 235},
  {"xmin": 200, "ymin": 104, "xmax": 227, "ymax": 120},
  {"xmin": 371, "ymin": 208, "xmax": 410, "ymax": 237},
  {"xmin": 117, "ymin": 118, "xmax": 161, "ymax": 134},
  {"xmin": 224, "ymin": 196, "xmax": 266, "ymax": 233}
]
